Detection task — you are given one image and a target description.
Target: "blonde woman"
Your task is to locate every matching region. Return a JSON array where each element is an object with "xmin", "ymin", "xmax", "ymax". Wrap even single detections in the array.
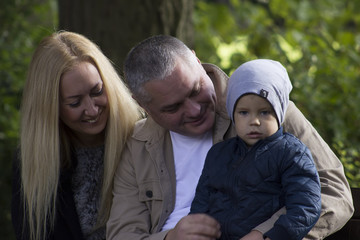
[{"xmin": 11, "ymin": 31, "xmax": 142, "ymax": 240}]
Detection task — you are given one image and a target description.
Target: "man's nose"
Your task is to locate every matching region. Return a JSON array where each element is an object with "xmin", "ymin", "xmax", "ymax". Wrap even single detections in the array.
[{"xmin": 184, "ymin": 99, "xmax": 201, "ymax": 117}]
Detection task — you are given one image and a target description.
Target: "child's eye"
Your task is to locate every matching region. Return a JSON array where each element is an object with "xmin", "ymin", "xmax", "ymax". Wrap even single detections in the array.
[
  {"xmin": 261, "ymin": 111, "xmax": 271, "ymax": 115},
  {"xmin": 238, "ymin": 111, "xmax": 248, "ymax": 115}
]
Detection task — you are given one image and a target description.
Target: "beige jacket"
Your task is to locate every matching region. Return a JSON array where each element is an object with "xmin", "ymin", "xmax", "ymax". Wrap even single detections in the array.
[{"xmin": 107, "ymin": 63, "xmax": 353, "ymax": 240}]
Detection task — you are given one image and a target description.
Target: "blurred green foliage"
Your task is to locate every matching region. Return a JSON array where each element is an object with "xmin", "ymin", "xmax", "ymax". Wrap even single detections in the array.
[
  {"xmin": 0, "ymin": 0, "xmax": 57, "ymax": 239},
  {"xmin": 194, "ymin": 0, "xmax": 360, "ymax": 187},
  {"xmin": 1, "ymin": 0, "xmax": 359, "ymax": 238}
]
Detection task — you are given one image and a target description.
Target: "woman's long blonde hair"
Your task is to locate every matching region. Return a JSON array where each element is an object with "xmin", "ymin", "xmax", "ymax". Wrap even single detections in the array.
[{"xmin": 20, "ymin": 31, "xmax": 142, "ymax": 240}]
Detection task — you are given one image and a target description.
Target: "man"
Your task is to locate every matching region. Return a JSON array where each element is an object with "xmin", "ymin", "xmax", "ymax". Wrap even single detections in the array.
[{"xmin": 107, "ymin": 35, "xmax": 353, "ymax": 240}]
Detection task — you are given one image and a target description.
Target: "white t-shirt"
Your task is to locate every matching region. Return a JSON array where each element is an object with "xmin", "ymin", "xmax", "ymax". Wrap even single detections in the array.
[{"xmin": 161, "ymin": 130, "xmax": 213, "ymax": 231}]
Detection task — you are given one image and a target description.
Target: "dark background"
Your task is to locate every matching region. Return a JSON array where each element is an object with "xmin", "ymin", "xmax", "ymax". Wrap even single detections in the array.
[{"xmin": 1, "ymin": 0, "xmax": 359, "ymax": 239}]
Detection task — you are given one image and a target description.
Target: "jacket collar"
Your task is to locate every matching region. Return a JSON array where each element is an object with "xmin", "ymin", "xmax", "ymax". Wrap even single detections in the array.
[
  {"xmin": 203, "ymin": 63, "xmax": 236, "ymax": 143},
  {"xmin": 202, "ymin": 63, "xmax": 229, "ymax": 120}
]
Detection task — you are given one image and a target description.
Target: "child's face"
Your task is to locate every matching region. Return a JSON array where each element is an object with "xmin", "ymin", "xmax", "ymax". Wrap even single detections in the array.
[{"xmin": 233, "ymin": 94, "xmax": 279, "ymax": 147}]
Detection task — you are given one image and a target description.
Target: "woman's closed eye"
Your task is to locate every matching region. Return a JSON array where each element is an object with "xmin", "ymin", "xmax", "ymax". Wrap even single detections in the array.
[
  {"xmin": 68, "ymin": 99, "xmax": 81, "ymax": 108},
  {"xmin": 91, "ymin": 86, "xmax": 104, "ymax": 97}
]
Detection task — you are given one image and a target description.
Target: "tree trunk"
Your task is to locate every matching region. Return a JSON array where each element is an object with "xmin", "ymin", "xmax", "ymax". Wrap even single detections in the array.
[{"xmin": 58, "ymin": 0, "xmax": 194, "ymax": 71}]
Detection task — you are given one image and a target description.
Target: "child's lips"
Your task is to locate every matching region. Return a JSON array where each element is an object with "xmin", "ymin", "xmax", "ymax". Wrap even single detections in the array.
[{"xmin": 247, "ymin": 132, "xmax": 262, "ymax": 138}]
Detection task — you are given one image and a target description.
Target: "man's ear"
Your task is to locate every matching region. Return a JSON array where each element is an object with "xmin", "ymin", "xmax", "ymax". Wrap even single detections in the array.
[
  {"xmin": 191, "ymin": 50, "xmax": 201, "ymax": 64},
  {"xmin": 132, "ymin": 95, "xmax": 142, "ymax": 107},
  {"xmin": 132, "ymin": 95, "xmax": 149, "ymax": 113}
]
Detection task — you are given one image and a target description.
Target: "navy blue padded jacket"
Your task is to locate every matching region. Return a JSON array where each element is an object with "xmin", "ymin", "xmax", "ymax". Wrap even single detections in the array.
[{"xmin": 190, "ymin": 127, "xmax": 321, "ymax": 240}]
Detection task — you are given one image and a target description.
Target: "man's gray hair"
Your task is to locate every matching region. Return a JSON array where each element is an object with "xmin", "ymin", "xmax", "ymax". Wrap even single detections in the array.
[{"xmin": 124, "ymin": 35, "xmax": 197, "ymax": 103}]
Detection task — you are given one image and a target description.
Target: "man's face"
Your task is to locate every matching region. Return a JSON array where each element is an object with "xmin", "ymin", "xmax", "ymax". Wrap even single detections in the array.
[{"xmin": 140, "ymin": 58, "xmax": 217, "ymax": 137}]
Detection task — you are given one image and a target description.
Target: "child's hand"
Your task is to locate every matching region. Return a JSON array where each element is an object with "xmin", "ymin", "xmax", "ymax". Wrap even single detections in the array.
[{"xmin": 239, "ymin": 230, "xmax": 269, "ymax": 240}]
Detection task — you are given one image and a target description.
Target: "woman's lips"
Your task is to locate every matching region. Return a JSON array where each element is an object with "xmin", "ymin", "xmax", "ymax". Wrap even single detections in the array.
[{"xmin": 83, "ymin": 109, "xmax": 102, "ymax": 123}]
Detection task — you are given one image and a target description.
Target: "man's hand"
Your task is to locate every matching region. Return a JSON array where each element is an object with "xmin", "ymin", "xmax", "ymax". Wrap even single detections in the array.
[
  {"xmin": 165, "ymin": 214, "xmax": 221, "ymax": 240},
  {"xmin": 240, "ymin": 230, "xmax": 270, "ymax": 240}
]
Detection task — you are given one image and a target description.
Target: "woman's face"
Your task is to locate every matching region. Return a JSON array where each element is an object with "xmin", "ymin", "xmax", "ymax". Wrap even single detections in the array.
[{"xmin": 59, "ymin": 61, "xmax": 109, "ymax": 146}]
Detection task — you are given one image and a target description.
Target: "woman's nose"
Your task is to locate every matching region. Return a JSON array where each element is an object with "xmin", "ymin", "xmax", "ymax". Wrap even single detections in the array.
[{"xmin": 84, "ymin": 97, "xmax": 98, "ymax": 116}]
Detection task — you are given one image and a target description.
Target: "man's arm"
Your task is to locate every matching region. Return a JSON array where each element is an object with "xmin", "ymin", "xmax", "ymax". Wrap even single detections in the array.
[
  {"xmin": 106, "ymin": 141, "xmax": 168, "ymax": 240},
  {"xmin": 283, "ymin": 101, "xmax": 354, "ymax": 239},
  {"xmin": 251, "ymin": 207, "xmax": 287, "ymax": 236}
]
